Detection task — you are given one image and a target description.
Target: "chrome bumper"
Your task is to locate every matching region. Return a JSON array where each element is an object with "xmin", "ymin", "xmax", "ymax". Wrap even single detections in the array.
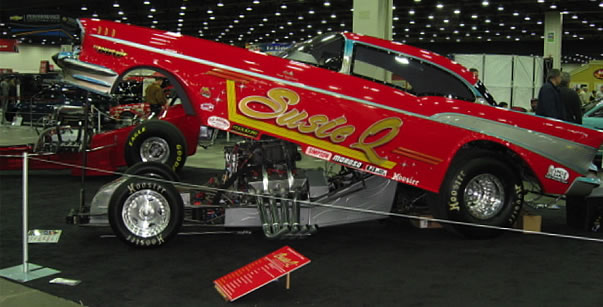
[{"xmin": 53, "ymin": 52, "xmax": 118, "ymax": 96}]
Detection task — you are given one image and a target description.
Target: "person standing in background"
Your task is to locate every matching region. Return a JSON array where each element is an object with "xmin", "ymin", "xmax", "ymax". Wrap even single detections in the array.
[
  {"xmin": 530, "ymin": 98, "xmax": 538, "ymax": 112},
  {"xmin": 597, "ymin": 85, "xmax": 603, "ymax": 99},
  {"xmin": 145, "ymin": 76, "xmax": 167, "ymax": 116},
  {"xmin": 559, "ymin": 72, "xmax": 582, "ymax": 124},
  {"xmin": 0, "ymin": 78, "xmax": 9, "ymax": 124},
  {"xmin": 469, "ymin": 68, "xmax": 479, "ymax": 79},
  {"xmin": 536, "ymin": 69, "xmax": 566, "ymax": 121},
  {"xmin": 578, "ymin": 86, "xmax": 590, "ymax": 105}
]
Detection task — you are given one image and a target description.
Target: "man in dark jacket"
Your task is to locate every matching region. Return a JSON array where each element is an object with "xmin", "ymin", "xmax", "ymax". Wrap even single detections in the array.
[
  {"xmin": 536, "ymin": 69, "xmax": 566, "ymax": 121},
  {"xmin": 145, "ymin": 76, "xmax": 167, "ymax": 116},
  {"xmin": 559, "ymin": 72, "xmax": 582, "ymax": 124}
]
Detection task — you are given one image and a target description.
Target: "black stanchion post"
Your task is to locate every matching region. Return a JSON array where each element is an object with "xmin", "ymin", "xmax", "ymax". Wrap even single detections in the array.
[{"xmin": 79, "ymin": 93, "xmax": 90, "ymax": 214}]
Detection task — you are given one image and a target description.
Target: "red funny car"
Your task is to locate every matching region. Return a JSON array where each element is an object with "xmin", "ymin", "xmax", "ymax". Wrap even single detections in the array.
[{"xmin": 54, "ymin": 19, "xmax": 602, "ymax": 246}]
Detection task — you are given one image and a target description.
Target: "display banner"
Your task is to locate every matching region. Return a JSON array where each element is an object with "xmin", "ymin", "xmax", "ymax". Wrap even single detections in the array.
[
  {"xmin": 214, "ymin": 246, "xmax": 310, "ymax": 302},
  {"xmin": 0, "ymin": 39, "xmax": 18, "ymax": 52}
]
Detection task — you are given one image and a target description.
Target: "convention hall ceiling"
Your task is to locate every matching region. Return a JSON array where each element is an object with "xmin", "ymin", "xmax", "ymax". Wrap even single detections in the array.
[{"xmin": 1, "ymin": 0, "xmax": 601, "ymax": 63}]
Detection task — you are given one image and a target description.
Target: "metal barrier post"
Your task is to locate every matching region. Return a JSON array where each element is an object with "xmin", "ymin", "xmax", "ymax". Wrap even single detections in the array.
[
  {"xmin": 22, "ymin": 152, "xmax": 29, "ymax": 273},
  {"xmin": 0, "ymin": 152, "xmax": 60, "ymax": 282}
]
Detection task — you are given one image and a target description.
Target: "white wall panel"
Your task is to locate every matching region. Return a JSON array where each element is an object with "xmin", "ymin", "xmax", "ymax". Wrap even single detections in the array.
[
  {"xmin": 453, "ymin": 54, "xmax": 543, "ymax": 107},
  {"xmin": 513, "ymin": 56, "xmax": 536, "ymax": 109},
  {"xmin": 0, "ymin": 45, "xmax": 61, "ymax": 73}
]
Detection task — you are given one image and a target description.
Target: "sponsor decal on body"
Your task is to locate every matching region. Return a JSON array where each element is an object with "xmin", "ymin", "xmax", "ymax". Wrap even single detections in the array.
[
  {"xmin": 545, "ymin": 165, "xmax": 569, "ymax": 184},
  {"xmin": 332, "ymin": 155, "xmax": 363, "ymax": 169},
  {"xmin": 392, "ymin": 173, "xmax": 419, "ymax": 185},
  {"xmin": 200, "ymin": 103, "xmax": 215, "ymax": 111},
  {"xmin": 201, "ymin": 87, "xmax": 212, "ymax": 98},
  {"xmin": 231, "ymin": 124, "xmax": 259, "ymax": 138},
  {"xmin": 304, "ymin": 146, "xmax": 333, "ymax": 161},
  {"xmin": 207, "ymin": 116, "xmax": 231, "ymax": 130},
  {"xmin": 365, "ymin": 165, "xmax": 388, "ymax": 176}
]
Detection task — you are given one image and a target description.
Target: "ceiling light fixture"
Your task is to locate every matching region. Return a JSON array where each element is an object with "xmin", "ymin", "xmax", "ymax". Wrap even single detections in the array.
[{"xmin": 481, "ymin": 1, "xmax": 489, "ymax": 7}]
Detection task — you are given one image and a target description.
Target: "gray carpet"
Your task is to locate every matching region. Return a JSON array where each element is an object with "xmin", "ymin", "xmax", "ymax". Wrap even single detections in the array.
[{"xmin": 1, "ymin": 168, "xmax": 603, "ymax": 307}]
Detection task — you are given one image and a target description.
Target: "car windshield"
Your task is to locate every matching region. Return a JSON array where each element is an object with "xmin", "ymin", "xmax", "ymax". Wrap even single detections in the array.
[{"xmin": 278, "ymin": 33, "xmax": 344, "ymax": 71}]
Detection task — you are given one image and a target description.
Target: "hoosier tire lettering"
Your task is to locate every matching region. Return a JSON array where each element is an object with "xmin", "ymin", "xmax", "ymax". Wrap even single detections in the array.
[{"xmin": 448, "ymin": 170, "xmax": 465, "ymax": 211}]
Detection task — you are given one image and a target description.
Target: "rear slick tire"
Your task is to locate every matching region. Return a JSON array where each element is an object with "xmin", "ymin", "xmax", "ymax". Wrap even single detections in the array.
[{"xmin": 434, "ymin": 153, "xmax": 523, "ymax": 238}]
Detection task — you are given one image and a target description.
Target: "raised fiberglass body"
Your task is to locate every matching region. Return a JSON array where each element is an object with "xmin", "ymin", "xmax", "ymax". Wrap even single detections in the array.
[{"xmin": 63, "ymin": 19, "xmax": 602, "ymax": 198}]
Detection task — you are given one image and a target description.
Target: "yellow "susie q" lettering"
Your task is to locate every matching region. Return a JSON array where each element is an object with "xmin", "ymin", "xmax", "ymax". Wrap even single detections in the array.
[
  {"xmin": 238, "ymin": 88, "xmax": 356, "ymax": 143},
  {"xmin": 238, "ymin": 87, "xmax": 402, "ymax": 165},
  {"xmin": 351, "ymin": 118, "xmax": 402, "ymax": 165}
]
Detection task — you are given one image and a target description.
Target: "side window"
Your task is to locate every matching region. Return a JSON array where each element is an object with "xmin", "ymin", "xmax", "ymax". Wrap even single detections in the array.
[
  {"xmin": 351, "ymin": 44, "xmax": 475, "ymax": 101},
  {"xmin": 280, "ymin": 33, "xmax": 344, "ymax": 71}
]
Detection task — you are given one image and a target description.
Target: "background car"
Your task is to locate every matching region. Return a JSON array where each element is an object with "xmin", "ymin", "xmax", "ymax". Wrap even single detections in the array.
[
  {"xmin": 5, "ymin": 82, "xmax": 115, "ymax": 123},
  {"xmin": 582, "ymin": 99, "xmax": 603, "ymax": 130}
]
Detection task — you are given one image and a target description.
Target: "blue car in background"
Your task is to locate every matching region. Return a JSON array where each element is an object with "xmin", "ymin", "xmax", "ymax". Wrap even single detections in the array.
[{"xmin": 583, "ymin": 100, "xmax": 603, "ymax": 131}]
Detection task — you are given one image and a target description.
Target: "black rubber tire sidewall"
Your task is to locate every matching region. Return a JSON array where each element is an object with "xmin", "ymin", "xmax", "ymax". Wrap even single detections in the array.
[
  {"xmin": 125, "ymin": 161, "xmax": 180, "ymax": 182},
  {"xmin": 108, "ymin": 178, "xmax": 183, "ymax": 247},
  {"xmin": 438, "ymin": 157, "xmax": 523, "ymax": 238},
  {"xmin": 125, "ymin": 120, "xmax": 187, "ymax": 172}
]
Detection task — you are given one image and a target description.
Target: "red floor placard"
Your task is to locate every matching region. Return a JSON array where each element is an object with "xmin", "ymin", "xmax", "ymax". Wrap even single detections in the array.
[{"xmin": 214, "ymin": 246, "xmax": 310, "ymax": 302}]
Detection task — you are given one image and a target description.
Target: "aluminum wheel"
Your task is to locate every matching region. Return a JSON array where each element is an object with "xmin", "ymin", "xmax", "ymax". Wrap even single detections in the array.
[
  {"xmin": 122, "ymin": 189, "xmax": 171, "ymax": 238},
  {"xmin": 463, "ymin": 174, "xmax": 505, "ymax": 220},
  {"xmin": 140, "ymin": 137, "xmax": 170, "ymax": 163}
]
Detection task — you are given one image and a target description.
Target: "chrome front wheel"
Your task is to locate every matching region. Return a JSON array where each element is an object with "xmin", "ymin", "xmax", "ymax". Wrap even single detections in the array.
[
  {"xmin": 122, "ymin": 189, "xmax": 171, "ymax": 238},
  {"xmin": 109, "ymin": 178, "xmax": 184, "ymax": 247}
]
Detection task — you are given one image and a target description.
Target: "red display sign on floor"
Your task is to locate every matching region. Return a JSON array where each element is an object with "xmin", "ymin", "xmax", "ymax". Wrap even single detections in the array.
[{"xmin": 214, "ymin": 246, "xmax": 310, "ymax": 302}]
